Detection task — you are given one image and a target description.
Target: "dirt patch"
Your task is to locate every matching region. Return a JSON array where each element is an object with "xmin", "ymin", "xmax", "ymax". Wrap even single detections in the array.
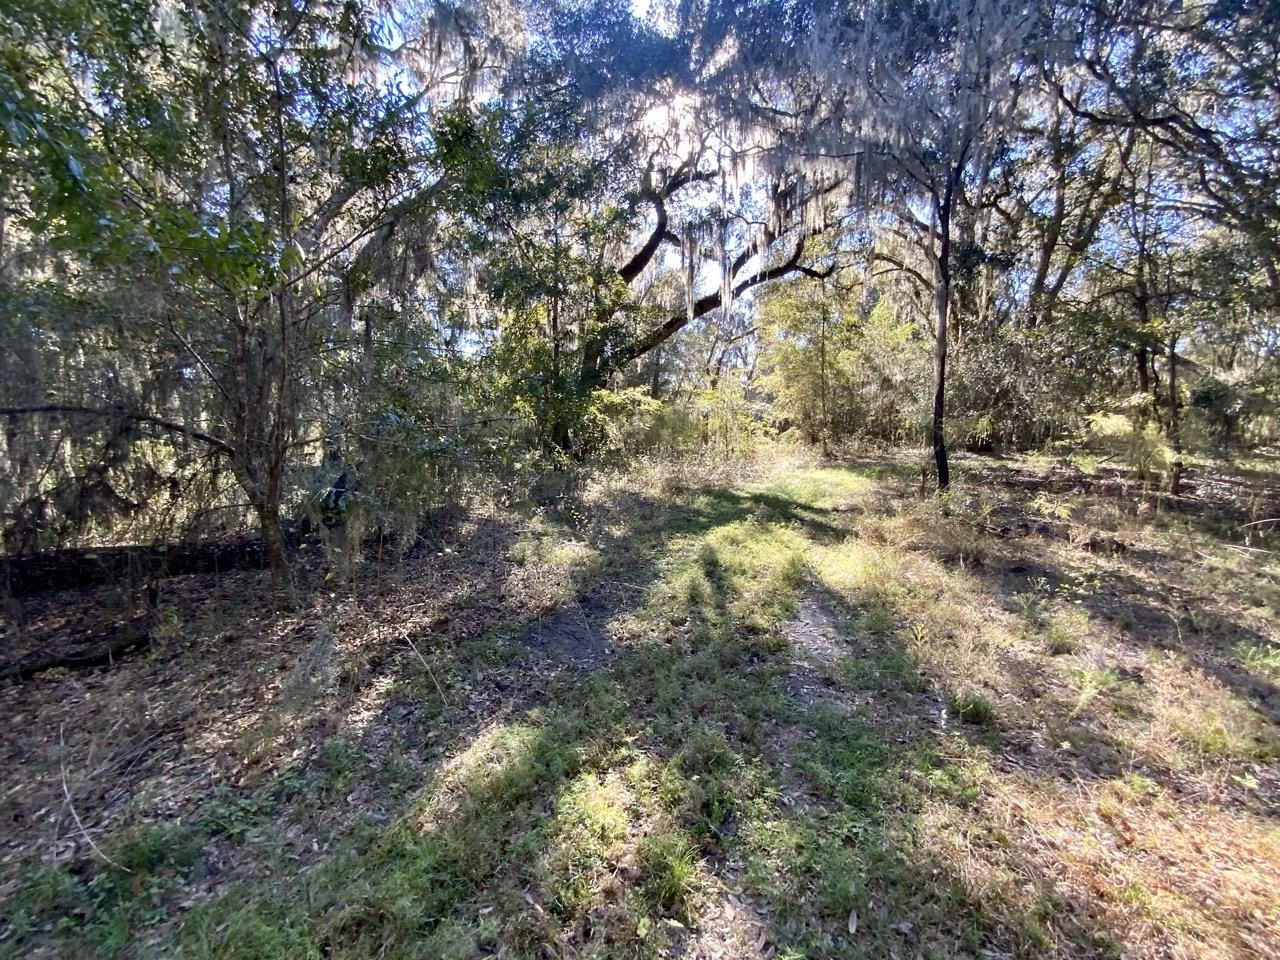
[
  {"xmin": 517, "ymin": 597, "xmax": 616, "ymax": 667},
  {"xmin": 782, "ymin": 596, "xmax": 853, "ymax": 707},
  {"xmin": 787, "ymin": 597, "xmax": 852, "ymax": 671},
  {"xmin": 680, "ymin": 886, "xmax": 774, "ymax": 959}
]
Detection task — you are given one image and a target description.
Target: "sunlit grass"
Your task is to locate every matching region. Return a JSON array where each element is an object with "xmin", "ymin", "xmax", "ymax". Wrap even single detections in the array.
[
  {"xmin": 1238, "ymin": 639, "xmax": 1280, "ymax": 677},
  {"xmin": 751, "ymin": 466, "xmax": 876, "ymax": 510},
  {"xmin": 7, "ymin": 454, "xmax": 1279, "ymax": 960}
]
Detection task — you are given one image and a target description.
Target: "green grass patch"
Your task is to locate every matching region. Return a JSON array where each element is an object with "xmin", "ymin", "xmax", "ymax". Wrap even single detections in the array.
[
  {"xmin": 1237, "ymin": 640, "xmax": 1280, "ymax": 677},
  {"xmin": 950, "ymin": 690, "xmax": 996, "ymax": 726}
]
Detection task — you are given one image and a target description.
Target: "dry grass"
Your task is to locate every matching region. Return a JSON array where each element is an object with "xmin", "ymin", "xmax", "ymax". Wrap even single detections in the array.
[{"xmin": 1, "ymin": 450, "xmax": 1278, "ymax": 959}]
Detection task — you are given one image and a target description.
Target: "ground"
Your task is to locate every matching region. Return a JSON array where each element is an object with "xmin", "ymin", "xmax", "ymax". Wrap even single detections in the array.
[{"xmin": 2, "ymin": 452, "xmax": 1279, "ymax": 959}]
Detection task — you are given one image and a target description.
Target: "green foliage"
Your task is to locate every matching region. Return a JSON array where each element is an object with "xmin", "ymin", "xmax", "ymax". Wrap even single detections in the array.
[
  {"xmin": 577, "ymin": 387, "xmax": 664, "ymax": 457},
  {"xmin": 5, "ymin": 822, "xmax": 204, "ymax": 954},
  {"xmin": 1086, "ymin": 410, "xmax": 1173, "ymax": 482},
  {"xmin": 1237, "ymin": 641, "xmax": 1280, "ymax": 677},
  {"xmin": 182, "ymin": 897, "xmax": 322, "ymax": 960},
  {"xmin": 759, "ymin": 286, "xmax": 929, "ymax": 446},
  {"xmin": 950, "ymin": 691, "xmax": 996, "ymax": 725},
  {"xmin": 637, "ymin": 831, "xmax": 702, "ymax": 917}
]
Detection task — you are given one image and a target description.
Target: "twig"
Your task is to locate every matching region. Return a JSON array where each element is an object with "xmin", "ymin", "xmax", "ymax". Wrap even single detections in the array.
[
  {"xmin": 402, "ymin": 632, "xmax": 448, "ymax": 706},
  {"xmin": 58, "ymin": 725, "xmax": 130, "ymax": 873}
]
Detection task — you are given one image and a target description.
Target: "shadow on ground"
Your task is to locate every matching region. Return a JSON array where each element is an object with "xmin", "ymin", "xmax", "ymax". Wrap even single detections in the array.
[{"xmin": 4, "ymin": 458, "xmax": 1278, "ymax": 959}]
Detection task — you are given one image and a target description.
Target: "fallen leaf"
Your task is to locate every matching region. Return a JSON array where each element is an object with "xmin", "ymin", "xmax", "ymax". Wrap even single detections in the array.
[{"xmin": 848, "ymin": 909, "xmax": 858, "ymax": 934}]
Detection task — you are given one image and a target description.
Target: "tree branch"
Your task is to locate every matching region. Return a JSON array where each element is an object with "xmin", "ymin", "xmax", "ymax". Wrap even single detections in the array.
[
  {"xmin": 617, "ymin": 169, "xmax": 716, "ymax": 285},
  {"xmin": 605, "ymin": 232, "xmax": 829, "ymax": 376},
  {"xmin": 0, "ymin": 406, "xmax": 235, "ymax": 456}
]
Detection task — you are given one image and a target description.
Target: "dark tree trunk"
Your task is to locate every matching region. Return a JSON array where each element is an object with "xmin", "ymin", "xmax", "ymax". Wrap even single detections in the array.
[
  {"xmin": 649, "ymin": 344, "xmax": 663, "ymax": 399},
  {"xmin": 819, "ymin": 311, "xmax": 831, "ymax": 456},
  {"xmin": 1167, "ymin": 334, "xmax": 1183, "ymax": 495},
  {"xmin": 931, "ymin": 173, "xmax": 957, "ymax": 492},
  {"xmin": 932, "ymin": 284, "xmax": 950, "ymax": 491},
  {"xmin": 253, "ymin": 496, "xmax": 295, "ymax": 610},
  {"xmin": 549, "ymin": 416, "xmax": 573, "ymax": 458}
]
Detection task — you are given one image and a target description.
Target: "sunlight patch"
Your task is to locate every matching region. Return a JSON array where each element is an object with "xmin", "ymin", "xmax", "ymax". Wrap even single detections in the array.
[
  {"xmin": 417, "ymin": 722, "xmax": 546, "ymax": 831},
  {"xmin": 751, "ymin": 467, "xmax": 875, "ymax": 511}
]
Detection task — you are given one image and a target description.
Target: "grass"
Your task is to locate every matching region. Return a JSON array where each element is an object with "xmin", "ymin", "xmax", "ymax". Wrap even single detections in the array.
[
  {"xmin": 3, "ymin": 456, "xmax": 1279, "ymax": 959},
  {"xmin": 1238, "ymin": 640, "xmax": 1280, "ymax": 677},
  {"xmin": 950, "ymin": 690, "xmax": 996, "ymax": 725}
]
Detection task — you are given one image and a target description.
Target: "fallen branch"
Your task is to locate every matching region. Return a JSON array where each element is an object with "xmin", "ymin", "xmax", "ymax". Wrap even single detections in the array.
[
  {"xmin": 1, "ymin": 540, "xmax": 268, "ymax": 595},
  {"xmin": 59, "ymin": 725, "xmax": 130, "ymax": 873},
  {"xmin": 0, "ymin": 620, "xmax": 153, "ymax": 682}
]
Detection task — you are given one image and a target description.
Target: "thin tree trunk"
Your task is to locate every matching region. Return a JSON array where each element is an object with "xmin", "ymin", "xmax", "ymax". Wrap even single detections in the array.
[
  {"xmin": 1167, "ymin": 333, "xmax": 1183, "ymax": 496},
  {"xmin": 932, "ymin": 278, "xmax": 950, "ymax": 491},
  {"xmin": 819, "ymin": 310, "xmax": 830, "ymax": 456},
  {"xmin": 932, "ymin": 175, "xmax": 956, "ymax": 492},
  {"xmin": 264, "ymin": 60, "xmax": 297, "ymax": 608},
  {"xmin": 254, "ymin": 496, "xmax": 295, "ymax": 609},
  {"xmin": 361, "ymin": 309, "xmax": 375, "ymax": 383}
]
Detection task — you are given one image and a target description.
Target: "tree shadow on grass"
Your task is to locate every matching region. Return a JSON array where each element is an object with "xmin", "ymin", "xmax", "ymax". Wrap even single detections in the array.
[
  {"xmin": 213, "ymin": 523, "xmax": 1137, "ymax": 959},
  {"xmin": 971, "ymin": 538, "xmax": 1280, "ymax": 738},
  {"xmin": 828, "ymin": 524, "xmax": 1280, "ymax": 810},
  {"xmin": 2, "ymin": 465, "xmax": 1216, "ymax": 960}
]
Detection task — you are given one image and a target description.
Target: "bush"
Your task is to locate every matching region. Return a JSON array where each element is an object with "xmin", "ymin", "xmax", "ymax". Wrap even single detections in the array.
[
  {"xmin": 1085, "ymin": 409, "xmax": 1171, "ymax": 482},
  {"xmin": 950, "ymin": 691, "xmax": 995, "ymax": 725}
]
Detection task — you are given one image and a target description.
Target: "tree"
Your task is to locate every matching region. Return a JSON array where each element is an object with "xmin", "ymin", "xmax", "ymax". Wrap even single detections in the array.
[
  {"xmin": 0, "ymin": 0, "xmax": 502, "ymax": 603},
  {"xmin": 1053, "ymin": 0, "xmax": 1280, "ymax": 303},
  {"xmin": 804, "ymin": 0, "xmax": 1045, "ymax": 487}
]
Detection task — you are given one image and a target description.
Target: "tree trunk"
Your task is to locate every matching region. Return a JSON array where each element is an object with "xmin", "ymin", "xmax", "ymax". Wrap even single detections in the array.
[
  {"xmin": 1166, "ymin": 333, "xmax": 1183, "ymax": 496},
  {"xmin": 819, "ymin": 310, "xmax": 830, "ymax": 456},
  {"xmin": 254, "ymin": 497, "xmax": 296, "ymax": 609},
  {"xmin": 262, "ymin": 60, "xmax": 299, "ymax": 609},
  {"xmin": 932, "ymin": 278, "xmax": 950, "ymax": 491},
  {"xmin": 931, "ymin": 176, "xmax": 956, "ymax": 492},
  {"xmin": 549, "ymin": 415, "xmax": 573, "ymax": 458},
  {"xmin": 361, "ymin": 309, "xmax": 376, "ymax": 383}
]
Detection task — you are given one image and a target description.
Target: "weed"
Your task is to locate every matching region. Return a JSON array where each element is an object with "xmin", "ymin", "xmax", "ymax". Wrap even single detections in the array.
[
  {"xmin": 637, "ymin": 832, "xmax": 702, "ymax": 917},
  {"xmin": 234, "ymin": 715, "xmax": 284, "ymax": 766},
  {"xmin": 182, "ymin": 896, "xmax": 320, "ymax": 960},
  {"xmin": 795, "ymin": 706, "xmax": 889, "ymax": 808},
  {"xmin": 1069, "ymin": 665, "xmax": 1124, "ymax": 719},
  {"xmin": 838, "ymin": 646, "xmax": 921, "ymax": 693},
  {"xmin": 1044, "ymin": 609, "xmax": 1089, "ymax": 655},
  {"xmin": 1237, "ymin": 640, "xmax": 1280, "ymax": 676},
  {"xmin": 661, "ymin": 727, "xmax": 743, "ymax": 838},
  {"xmin": 199, "ymin": 785, "xmax": 275, "ymax": 839},
  {"xmin": 543, "ymin": 771, "xmax": 631, "ymax": 915},
  {"xmin": 950, "ymin": 691, "xmax": 995, "ymax": 725},
  {"xmin": 4, "ymin": 822, "xmax": 204, "ymax": 956}
]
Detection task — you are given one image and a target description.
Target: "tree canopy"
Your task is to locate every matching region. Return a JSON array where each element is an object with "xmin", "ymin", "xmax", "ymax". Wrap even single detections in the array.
[{"xmin": 3, "ymin": 0, "xmax": 1278, "ymax": 598}]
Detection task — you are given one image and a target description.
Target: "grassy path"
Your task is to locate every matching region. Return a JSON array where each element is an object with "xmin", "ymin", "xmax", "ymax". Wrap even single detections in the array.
[{"xmin": 4, "ymin": 459, "xmax": 1279, "ymax": 959}]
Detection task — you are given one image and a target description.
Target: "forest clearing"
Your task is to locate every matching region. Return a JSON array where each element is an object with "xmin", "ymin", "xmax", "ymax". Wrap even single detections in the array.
[
  {"xmin": 4, "ymin": 0, "xmax": 1280, "ymax": 956},
  {"xmin": 3, "ymin": 454, "xmax": 1279, "ymax": 958}
]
